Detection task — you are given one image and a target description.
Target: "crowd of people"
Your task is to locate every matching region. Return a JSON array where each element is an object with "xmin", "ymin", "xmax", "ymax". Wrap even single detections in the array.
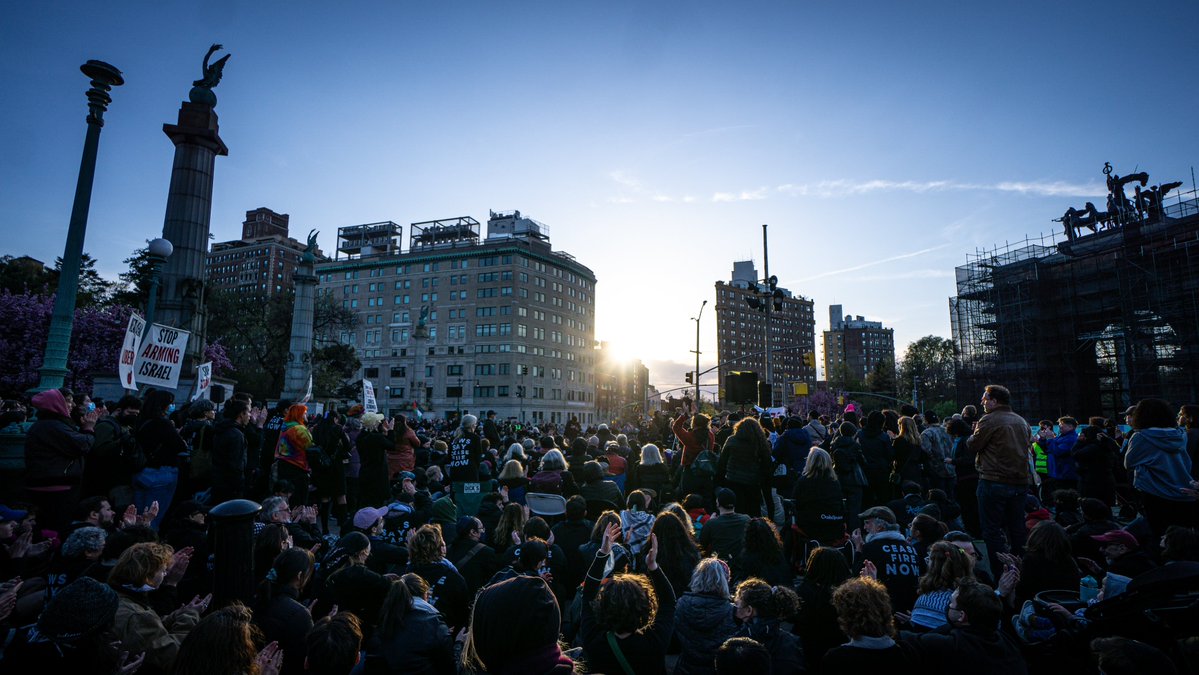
[{"xmin": 0, "ymin": 382, "xmax": 1196, "ymax": 674}]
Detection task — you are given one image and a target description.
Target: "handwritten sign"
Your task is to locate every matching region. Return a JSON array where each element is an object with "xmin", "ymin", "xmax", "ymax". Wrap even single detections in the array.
[
  {"xmin": 134, "ymin": 324, "xmax": 190, "ymax": 390},
  {"xmin": 363, "ymin": 380, "xmax": 378, "ymax": 413},
  {"xmin": 118, "ymin": 313, "xmax": 146, "ymax": 390}
]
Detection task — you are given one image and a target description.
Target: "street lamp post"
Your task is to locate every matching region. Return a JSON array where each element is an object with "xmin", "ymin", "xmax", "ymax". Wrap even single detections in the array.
[
  {"xmin": 34, "ymin": 60, "xmax": 124, "ymax": 392},
  {"xmin": 691, "ymin": 300, "xmax": 707, "ymax": 404},
  {"xmin": 142, "ymin": 238, "xmax": 174, "ymax": 333}
]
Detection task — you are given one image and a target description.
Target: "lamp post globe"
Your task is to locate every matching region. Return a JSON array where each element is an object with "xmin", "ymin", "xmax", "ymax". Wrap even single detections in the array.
[{"xmin": 148, "ymin": 237, "xmax": 174, "ymax": 260}]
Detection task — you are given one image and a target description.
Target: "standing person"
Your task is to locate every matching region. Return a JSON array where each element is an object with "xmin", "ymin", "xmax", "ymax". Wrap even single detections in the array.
[
  {"xmin": 83, "ymin": 394, "xmax": 142, "ymax": 508},
  {"xmin": 312, "ymin": 412, "xmax": 352, "ymax": 533},
  {"xmin": 259, "ymin": 400, "xmax": 292, "ymax": 498},
  {"xmin": 356, "ymin": 413, "xmax": 392, "ymax": 508},
  {"xmin": 134, "ymin": 389, "xmax": 187, "ymax": 530},
  {"xmin": 449, "ymin": 414, "xmax": 485, "ymax": 517},
  {"xmin": 1071, "ymin": 419, "xmax": 1119, "ymax": 506},
  {"xmin": 805, "ymin": 409, "xmax": 829, "ymax": 446},
  {"xmin": 717, "ymin": 417, "xmax": 774, "ymax": 519},
  {"xmin": 673, "ymin": 404, "xmax": 717, "ymax": 504},
  {"xmin": 947, "ymin": 418, "xmax": 980, "ymax": 536},
  {"xmin": 482, "ymin": 410, "xmax": 502, "ymax": 452},
  {"xmin": 856, "ymin": 411, "xmax": 894, "ymax": 508},
  {"xmin": 210, "ymin": 399, "xmax": 250, "ymax": 505},
  {"xmin": 920, "ymin": 413, "xmax": 955, "ymax": 494},
  {"xmin": 24, "ymin": 388, "xmax": 98, "ymax": 536},
  {"xmin": 1123, "ymin": 398, "xmax": 1197, "ymax": 537},
  {"xmin": 389, "ymin": 415, "xmax": 421, "ymax": 480},
  {"xmin": 968, "ymin": 384, "xmax": 1033, "ymax": 572},
  {"xmin": 831, "ymin": 423, "xmax": 868, "ymax": 531},
  {"xmin": 892, "ymin": 417, "xmax": 927, "ymax": 491},
  {"xmin": 1044, "ymin": 416, "xmax": 1080, "ymax": 497},
  {"xmin": 274, "ymin": 404, "xmax": 313, "ymax": 507}
]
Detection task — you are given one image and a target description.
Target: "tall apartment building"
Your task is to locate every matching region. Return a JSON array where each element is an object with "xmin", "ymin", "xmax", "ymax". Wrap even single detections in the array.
[
  {"xmin": 207, "ymin": 208, "xmax": 323, "ymax": 295},
  {"xmin": 823, "ymin": 305, "xmax": 895, "ymax": 387},
  {"xmin": 595, "ymin": 342, "xmax": 651, "ymax": 421},
  {"xmin": 315, "ymin": 210, "xmax": 598, "ymax": 424},
  {"xmin": 715, "ymin": 261, "xmax": 816, "ymax": 406}
]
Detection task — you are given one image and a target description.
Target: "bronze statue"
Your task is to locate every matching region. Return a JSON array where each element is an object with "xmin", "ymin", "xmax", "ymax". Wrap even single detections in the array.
[
  {"xmin": 189, "ymin": 44, "xmax": 231, "ymax": 107},
  {"xmin": 302, "ymin": 229, "xmax": 319, "ymax": 263},
  {"xmin": 1136, "ymin": 181, "xmax": 1184, "ymax": 222},
  {"xmin": 1059, "ymin": 202, "xmax": 1107, "ymax": 239}
]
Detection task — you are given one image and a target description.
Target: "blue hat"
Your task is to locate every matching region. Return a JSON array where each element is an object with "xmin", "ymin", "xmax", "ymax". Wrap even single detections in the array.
[{"xmin": 0, "ymin": 505, "xmax": 28, "ymax": 522}]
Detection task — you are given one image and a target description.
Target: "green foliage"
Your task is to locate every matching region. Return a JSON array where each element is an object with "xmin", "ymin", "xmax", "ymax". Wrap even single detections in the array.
[
  {"xmin": 897, "ymin": 336, "xmax": 957, "ymax": 408},
  {"xmin": 110, "ymin": 243, "xmax": 156, "ymax": 310},
  {"xmin": 866, "ymin": 357, "xmax": 897, "ymax": 395}
]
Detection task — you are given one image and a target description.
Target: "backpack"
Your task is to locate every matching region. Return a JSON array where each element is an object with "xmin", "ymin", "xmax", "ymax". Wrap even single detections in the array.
[
  {"xmin": 530, "ymin": 469, "xmax": 564, "ymax": 493},
  {"xmin": 94, "ymin": 417, "xmax": 147, "ymax": 474},
  {"xmin": 307, "ymin": 445, "xmax": 333, "ymax": 472},
  {"xmin": 691, "ymin": 448, "xmax": 717, "ymax": 477},
  {"xmin": 190, "ymin": 424, "xmax": 214, "ymax": 482}
]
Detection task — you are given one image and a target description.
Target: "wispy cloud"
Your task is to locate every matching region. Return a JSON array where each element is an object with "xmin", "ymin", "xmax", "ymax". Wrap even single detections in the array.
[
  {"xmin": 712, "ymin": 187, "xmax": 769, "ymax": 202},
  {"xmin": 791, "ymin": 244, "xmax": 952, "ymax": 283},
  {"xmin": 846, "ymin": 269, "xmax": 954, "ymax": 283},
  {"xmin": 774, "ymin": 179, "xmax": 1104, "ymax": 199}
]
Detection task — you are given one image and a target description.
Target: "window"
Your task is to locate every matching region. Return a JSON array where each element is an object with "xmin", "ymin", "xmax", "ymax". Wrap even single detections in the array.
[
  {"xmin": 446, "ymin": 386, "xmax": 463, "ymax": 397},
  {"xmin": 500, "ymin": 286, "xmax": 513, "ymax": 296},
  {"xmin": 473, "ymin": 385, "xmax": 495, "ymax": 397},
  {"xmin": 390, "ymin": 366, "xmax": 407, "ymax": 377},
  {"xmin": 477, "ymin": 288, "xmax": 497, "ymax": 299},
  {"xmin": 476, "ymin": 364, "xmax": 496, "ymax": 376},
  {"xmin": 447, "ymin": 365, "xmax": 463, "ymax": 376},
  {"xmin": 498, "ymin": 385, "xmax": 510, "ymax": 397},
  {"xmin": 364, "ymin": 367, "xmax": 379, "ymax": 378}
]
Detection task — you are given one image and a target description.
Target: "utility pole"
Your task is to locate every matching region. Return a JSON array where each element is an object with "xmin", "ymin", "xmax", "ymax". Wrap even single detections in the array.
[
  {"xmin": 762, "ymin": 224, "xmax": 772, "ymax": 407},
  {"xmin": 691, "ymin": 300, "xmax": 707, "ymax": 405}
]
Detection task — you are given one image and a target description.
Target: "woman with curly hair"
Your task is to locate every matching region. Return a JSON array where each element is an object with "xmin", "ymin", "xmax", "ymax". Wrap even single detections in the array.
[
  {"xmin": 647, "ymin": 508, "xmax": 700, "ymax": 594},
  {"xmin": 673, "ymin": 557, "xmax": 736, "ymax": 675},
  {"xmin": 907, "ymin": 541, "xmax": 975, "ymax": 630},
  {"xmin": 407, "ymin": 524, "xmax": 469, "ymax": 632},
  {"xmin": 793, "ymin": 547, "xmax": 851, "ymax": 673},
  {"xmin": 823, "ymin": 577, "xmax": 912, "ymax": 671},
  {"xmin": 173, "ymin": 603, "xmax": 281, "ymax": 675},
  {"xmin": 492, "ymin": 502, "xmax": 528, "ymax": 550},
  {"xmin": 733, "ymin": 579, "xmax": 802, "ymax": 675},
  {"xmin": 733, "ymin": 518, "xmax": 791, "ymax": 586},
  {"xmin": 581, "ymin": 523, "xmax": 675, "ymax": 675}
]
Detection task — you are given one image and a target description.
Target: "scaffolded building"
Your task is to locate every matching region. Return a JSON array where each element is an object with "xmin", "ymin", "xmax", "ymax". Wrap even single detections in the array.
[{"xmin": 950, "ymin": 164, "xmax": 1199, "ymax": 420}]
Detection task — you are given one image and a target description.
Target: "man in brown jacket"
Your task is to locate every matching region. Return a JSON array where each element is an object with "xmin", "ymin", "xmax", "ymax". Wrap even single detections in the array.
[{"xmin": 967, "ymin": 384, "xmax": 1033, "ymax": 572}]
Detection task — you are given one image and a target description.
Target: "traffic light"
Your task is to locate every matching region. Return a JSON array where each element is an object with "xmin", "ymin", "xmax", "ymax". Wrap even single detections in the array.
[
  {"xmin": 803, "ymin": 352, "xmax": 815, "ymax": 367},
  {"xmin": 685, "ymin": 371, "xmax": 694, "ymax": 384},
  {"xmin": 745, "ymin": 296, "xmax": 763, "ymax": 310}
]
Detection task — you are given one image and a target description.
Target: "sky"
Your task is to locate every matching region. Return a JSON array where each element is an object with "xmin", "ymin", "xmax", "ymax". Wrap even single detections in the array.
[{"xmin": 3, "ymin": 1, "xmax": 1198, "ymax": 395}]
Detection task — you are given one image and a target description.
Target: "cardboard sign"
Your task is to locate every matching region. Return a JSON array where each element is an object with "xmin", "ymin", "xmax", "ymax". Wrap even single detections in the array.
[
  {"xmin": 191, "ymin": 362, "xmax": 212, "ymax": 402},
  {"xmin": 134, "ymin": 324, "xmax": 190, "ymax": 390},
  {"xmin": 363, "ymin": 380, "xmax": 378, "ymax": 413},
  {"xmin": 119, "ymin": 313, "xmax": 146, "ymax": 390}
]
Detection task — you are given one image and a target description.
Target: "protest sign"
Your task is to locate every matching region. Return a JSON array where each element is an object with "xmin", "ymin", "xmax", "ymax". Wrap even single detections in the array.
[
  {"xmin": 134, "ymin": 324, "xmax": 190, "ymax": 390},
  {"xmin": 118, "ymin": 313, "xmax": 146, "ymax": 390},
  {"xmin": 191, "ymin": 362, "xmax": 212, "ymax": 401},
  {"xmin": 363, "ymin": 380, "xmax": 378, "ymax": 413}
]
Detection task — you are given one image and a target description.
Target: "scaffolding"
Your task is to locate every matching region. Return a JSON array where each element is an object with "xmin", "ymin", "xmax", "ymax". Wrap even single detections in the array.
[
  {"xmin": 409, "ymin": 216, "xmax": 480, "ymax": 251},
  {"xmin": 951, "ymin": 168, "xmax": 1199, "ymax": 420}
]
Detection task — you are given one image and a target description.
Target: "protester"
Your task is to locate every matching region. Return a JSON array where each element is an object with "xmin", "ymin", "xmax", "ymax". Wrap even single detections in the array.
[
  {"xmin": 823, "ymin": 576, "xmax": 914, "ymax": 672},
  {"xmin": 673, "ymin": 556, "xmax": 736, "ymax": 675},
  {"xmin": 700, "ymin": 488, "xmax": 751, "ymax": 561},
  {"xmin": 733, "ymin": 578, "xmax": 802, "ymax": 675},
  {"xmin": 461, "ymin": 575, "xmax": 573, "ymax": 675},
  {"xmin": 792, "ymin": 448, "xmax": 846, "ymax": 544},
  {"xmin": 718, "ymin": 416, "xmax": 774, "ymax": 519},
  {"xmin": 364, "ymin": 576, "xmax": 454, "ymax": 675},
  {"xmin": 968, "ymin": 384, "xmax": 1034, "ymax": 572},
  {"xmin": 274, "ymin": 404, "xmax": 314, "ymax": 508},
  {"xmin": 1123, "ymin": 398, "xmax": 1197, "ymax": 536},
  {"xmin": 793, "ymin": 547, "xmax": 851, "ymax": 673}
]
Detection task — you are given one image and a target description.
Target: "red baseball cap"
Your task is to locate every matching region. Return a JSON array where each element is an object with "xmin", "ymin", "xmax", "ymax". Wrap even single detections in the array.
[{"xmin": 1091, "ymin": 529, "xmax": 1138, "ymax": 548}]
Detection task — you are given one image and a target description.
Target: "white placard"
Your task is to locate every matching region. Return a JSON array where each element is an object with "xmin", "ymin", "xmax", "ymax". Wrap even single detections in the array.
[
  {"xmin": 191, "ymin": 362, "xmax": 212, "ymax": 402},
  {"xmin": 363, "ymin": 380, "xmax": 378, "ymax": 413},
  {"xmin": 118, "ymin": 313, "xmax": 146, "ymax": 390},
  {"xmin": 134, "ymin": 324, "xmax": 191, "ymax": 390},
  {"xmin": 302, "ymin": 375, "xmax": 313, "ymax": 404}
]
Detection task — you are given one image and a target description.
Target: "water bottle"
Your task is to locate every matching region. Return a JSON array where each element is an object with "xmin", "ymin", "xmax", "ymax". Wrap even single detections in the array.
[{"xmin": 1080, "ymin": 575, "xmax": 1099, "ymax": 603}]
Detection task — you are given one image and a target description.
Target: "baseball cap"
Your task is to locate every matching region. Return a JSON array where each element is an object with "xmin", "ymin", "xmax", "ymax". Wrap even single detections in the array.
[
  {"xmin": 0, "ymin": 505, "xmax": 28, "ymax": 522},
  {"xmin": 1091, "ymin": 529, "xmax": 1138, "ymax": 548},
  {"xmin": 398, "ymin": 471, "xmax": 416, "ymax": 481},
  {"xmin": 353, "ymin": 506, "xmax": 389, "ymax": 530},
  {"xmin": 857, "ymin": 506, "xmax": 897, "ymax": 525}
]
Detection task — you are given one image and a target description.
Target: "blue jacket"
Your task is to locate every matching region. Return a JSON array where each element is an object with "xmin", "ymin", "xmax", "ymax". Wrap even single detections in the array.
[
  {"xmin": 1124, "ymin": 428, "xmax": 1195, "ymax": 501},
  {"xmin": 1045, "ymin": 429, "xmax": 1078, "ymax": 480},
  {"xmin": 771, "ymin": 427, "xmax": 812, "ymax": 472}
]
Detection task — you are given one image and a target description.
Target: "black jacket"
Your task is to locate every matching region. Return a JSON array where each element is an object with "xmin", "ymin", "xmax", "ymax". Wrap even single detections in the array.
[
  {"xmin": 856, "ymin": 429, "xmax": 894, "ymax": 476},
  {"xmin": 363, "ymin": 599, "xmax": 454, "ymax": 675},
  {"xmin": 831, "ymin": 436, "xmax": 868, "ymax": 488},
  {"xmin": 24, "ymin": 414, "xmax": 93, "ymax": 487},
  {"xmin": 672, "ymin": 592, "xmax": 736, "ymax": 675},
  {"xmin": 792, "ymin": 474, "xmax": 845, "ymax": 543},
  {"xmin": 794, "ymin": 579, "xmax": 846, "ymax": 672},
  {"xmin": 737, "ymin": 617, "xmax": 803, "ymax": 675},
  {"xmin": 718, "ymin": 433, "xmax": 773, "ymax": 488},
  {"xmin": 900, "ymin": 625, "xmax": 1028, "ymax": 675},
  {"xmin": 447, "ymin": 538, "xmax": 500, "ymax": 598},
  {"xmin": 409, "ymin": 560, "xmax": 469, "ymax": 630},
  {"xmin": 210, "ymin": 417, "xmax": 247, "ymax": 500},
  {"xmin": 254, "ymin": 585, "xmax": 314, "ymax": 675},
  {"xmin": 581, "ymin": 552, "xmax": 677, "ymax": 675},
  {"xmin": 135, "ymin": 417, "xmax": 187, "ymax": 468}
]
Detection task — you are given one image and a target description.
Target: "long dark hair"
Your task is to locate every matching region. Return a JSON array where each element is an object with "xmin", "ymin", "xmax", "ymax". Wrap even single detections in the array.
[
  {"xmin": 377, "ymin": 578, "xmax": 415, "ymax": 637},
  {"xmin": 649, "ymin": 509, "xmax": 700, "ymax": 588},
  {"xmin": 804, "ymin": 547, "xmax": 851, "ymax": 589},
  {"xmin": 256, "ymin": 547, "xmax": 314, "ymax": 606}
]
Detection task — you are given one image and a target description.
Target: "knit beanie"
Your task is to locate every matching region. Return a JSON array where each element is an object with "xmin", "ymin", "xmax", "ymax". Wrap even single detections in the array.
[
  {"xmin": 431, "ymin": 496, "xmax": 458, "ymax": 526},
  {"xmin": 37, "ymin": 577, "xmax": 118, "ymax": 641},
  {"xmin": 471, "ymin": 575, "xmax": 561, "ymax": 669}
]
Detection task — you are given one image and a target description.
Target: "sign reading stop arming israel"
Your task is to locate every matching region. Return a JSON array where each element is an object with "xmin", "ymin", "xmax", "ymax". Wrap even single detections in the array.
[
  {"xmin": 118, "ymin": 313, "xmax": 146, "ymax": 390},
  {"xmin": 135, "ymin": 324, "xmax": 191, "ymax": 390},
  {"xmin": 363, "ymin": 380, "xmax": 378, "ymax": 413}
]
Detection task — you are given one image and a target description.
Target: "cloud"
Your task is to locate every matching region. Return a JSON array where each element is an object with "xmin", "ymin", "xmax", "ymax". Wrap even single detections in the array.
[
  {"xmin": 846, "ymin": 269, "xmax": 954, "ymax": 282},
  {"xmin": 791, "ymin": 244, "xmax": 952, "ymax": 283},
  {"xmin": 712, "ymin": 187, "xmax": 769, "ymax": 202},
  {"xmin": 774, "ymin": 178, "xmax": 1105, "ymax": 199}
]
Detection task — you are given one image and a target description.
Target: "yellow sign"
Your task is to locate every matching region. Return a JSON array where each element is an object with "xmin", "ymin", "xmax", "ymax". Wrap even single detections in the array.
[{"xmin": 793, "ymin": 383, "xmax": 809, "ymax": 396}]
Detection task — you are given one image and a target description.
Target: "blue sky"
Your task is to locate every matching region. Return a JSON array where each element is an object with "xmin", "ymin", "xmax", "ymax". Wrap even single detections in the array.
[{"xmin": 3, "ymin": 1, "xmax": 1198, "ymax": 392}]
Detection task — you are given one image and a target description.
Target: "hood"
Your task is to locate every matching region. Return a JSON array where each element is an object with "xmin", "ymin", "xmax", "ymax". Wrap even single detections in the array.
[
  {"xmin": 32, "ymin": 390, "xmax": 71, "ymax": 418},
  {"xmin": 1135, "ymin": 427, "xmax": 1186, "ymax": 453},
  {"xmin": 782, "ymin": 428, "xmax": 808, "ymax": 441},
  {"xmin": 676, "ymin": 592, "xmax": 734, "ymax": 629},
  {"xmin": 622, "ymin": 510, "xmax": 655, "ymax": 528},
  {"xmin": 865, "ymin": 529, "xmax": 908, "ymax": 544}
]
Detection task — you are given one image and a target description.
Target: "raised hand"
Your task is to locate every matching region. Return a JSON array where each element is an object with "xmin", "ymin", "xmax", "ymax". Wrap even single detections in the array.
[
  {"xmin": 0, "ymin": 580, "xmax": 22, "ymax": 622},
  {"xmin": 7, "ymin": 532, "xmax": 32, "ymax": 559},
  {"xmin": 850, "ymin": 528, "xmax": 864, "ymax": 551},
  {"xmin": 645, "ymin": 533, "xmax": 660, "ymax": 572},
  {"xmin": 511, "ymin": 530, "xmax": 523, "ymax": 546},
  {"xmin": 861, "ymin": 559, "xmax": 878, "ymax": 579},
  {"xmin": 163, "ymin": 547, "xmax": 194, "ymax": 586},
  {"xmin": 600, "ymin": 522, "xmax": 620, "ymax": 556},
  {"xmin": 998, "ymin": 564, "xmax": 1020, "ymax": 598},
  {"xmin": 139, "ymin": 501, "xmax": 160, "ymax": 526},
  {"xmin": 256, "ymin": 641, "xmax": 283, "ymax": 675}
]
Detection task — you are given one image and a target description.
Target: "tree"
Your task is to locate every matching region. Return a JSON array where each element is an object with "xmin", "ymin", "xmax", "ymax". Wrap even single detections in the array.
[
  {"xmin": 896, "ymin": 336, "xmax": 957, "ymax": 410},
  {"xmin": 0, "ymin": 255, "xmax": 55, "ymax": 297},
  {"xmin": 313, "ymin": 343, "xmax": 360, "ymax": 398},
  {"xmin": 866, "ymin": 357, "xmax": 897, "ymax": 395},
  {"xmin": 826, "ymin": 361, "xmax": 866, "ymax": 394},
  {"xmin": 0, "ymin": 290, "xmax": 132, "ymax": 397},
  {"xmin": 110, "ymin": 242, "xmax": 156, "ymax": 310}
]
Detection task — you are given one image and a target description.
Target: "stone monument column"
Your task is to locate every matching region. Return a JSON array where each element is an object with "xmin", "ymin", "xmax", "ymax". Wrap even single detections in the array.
[
  {"xmin": 411, "ymin": 307, "xmax": 430, "ymax": 412},
  {"xmin": 282, "ymin": 232, "xmax": 319, "ymax": 400},
  {"xmin": 156, "ymin": 45, "xmax": 230, "ymax": 376}
]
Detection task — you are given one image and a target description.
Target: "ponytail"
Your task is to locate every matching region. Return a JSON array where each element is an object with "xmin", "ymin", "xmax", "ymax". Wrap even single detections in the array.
[{"xmin": 256, "ymin": 547, "xmax": 314, "ymax": 606}]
